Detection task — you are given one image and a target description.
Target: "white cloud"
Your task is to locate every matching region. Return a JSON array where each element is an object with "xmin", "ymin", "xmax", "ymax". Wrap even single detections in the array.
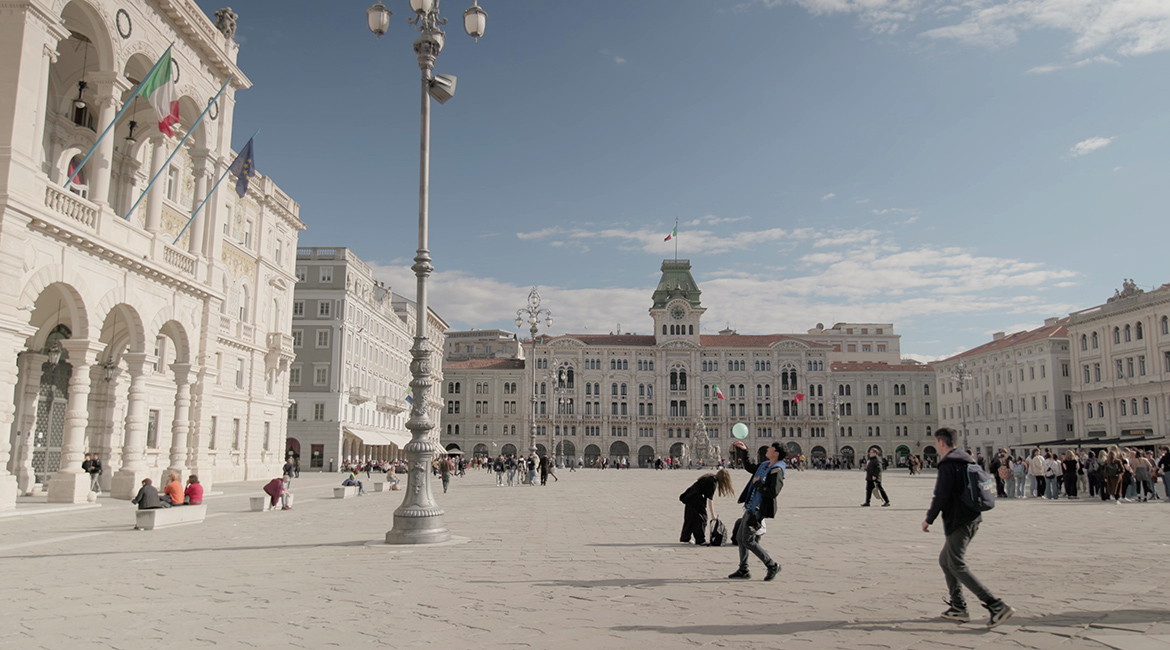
[
  {"xmin": 705, "ymin": 215, "xmax": 752, "ymax": 225},
  {"xmin": 749, "ymin": 1, "xmax": 1170, "ymax": 58},
  {"xmin": 1026, "ymin": 54, "xmax": 1121, "ymax": 74},
  {"xmin": 821, "ymin": 192, "xmax": 836, "ymax": 201},
  {"xmin": 600, "ymin": 50, "xmax": 626, "ymax": 65},
  {"xmin": 516, "ymin": 222, "xmax": 788, "ymax": 255},
  {"xmin": 872, "ymin": 207, "xmax": 920, "ymax": 215},
  {"xmin": 1068, "ymin": 136, "xmax": 1115, "ymax": 157},
  {"xmin": 854, "ymin": 198, "xmax": 870, "ymax": 204},
  {"xmin": 371, "ymin": 225, "xmax": 1079, "ymax": 356}
]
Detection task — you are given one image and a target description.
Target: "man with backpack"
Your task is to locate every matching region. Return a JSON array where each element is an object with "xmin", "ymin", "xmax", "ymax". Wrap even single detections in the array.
[
  {"xmin": 922, "ymin": 427, "xmax": 1014, "ymax": 629},
  {"xmin": 493, "ymin": 454, "xmax": 506, "ymax": 487}
]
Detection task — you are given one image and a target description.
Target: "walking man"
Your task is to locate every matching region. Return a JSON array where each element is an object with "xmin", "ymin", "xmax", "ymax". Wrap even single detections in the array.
[
  {"xmin": 1029, "ymin": 449, "xmax": 1046, "ymax": 498},
  {"xmin": 861, "ymin": 448, "xmax": 891, "ymax": 507},
  {"xmin": 493, "ymin": 454, "xmax": 505, "ymax": 487},
  {"xmin": 922, "ymin": 427, "xmax": 1014, "ymax": 629},
  {"xmin": 727, "ymin": 440, "xmax": 783, "ymax": 582},
  {"xmin": 82, "ymin": 453, "xmax": 102, "ymax": 494}
]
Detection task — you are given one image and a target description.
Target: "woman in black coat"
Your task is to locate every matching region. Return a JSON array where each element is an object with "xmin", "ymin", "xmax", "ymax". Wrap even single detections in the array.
[{"xmin": 679, "ymin": 469, "xmax": 733, "ymax": 544}]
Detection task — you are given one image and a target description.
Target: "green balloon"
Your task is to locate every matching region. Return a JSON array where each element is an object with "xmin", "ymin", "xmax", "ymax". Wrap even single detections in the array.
[{"xmin": 732, "ymin": 423, "xmax": 749, "ymax": 439}]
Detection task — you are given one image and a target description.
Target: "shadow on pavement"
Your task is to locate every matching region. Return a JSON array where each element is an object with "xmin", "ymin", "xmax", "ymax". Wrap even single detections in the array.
[
  {"xmin": 0, "ymin": 539, "xmax": 372, "ymax": 560},
  {"xmin": 613, "ymin": 609, "xmax": 1170, "ymax": 636}
]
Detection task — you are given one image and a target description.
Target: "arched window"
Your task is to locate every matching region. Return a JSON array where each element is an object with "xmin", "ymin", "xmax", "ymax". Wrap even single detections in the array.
[
  {"xmin": 1114, "ymin": 327, "xmax": 1121, "ymax": 344},
  {"xmin": 838, "ymin": 385, "xmax": 845, "ymax": 396},
  {"xmin": 703, "ymin": 385, "xmax": 709, "ymax": 398},
  {"xmin": 620, "ymin": 383, "xmax": 627, "ymax": 396},
  {"xmin": 1081, "ymin": 334, "xmax": 1087, "ymax": 350},
  {"xmin": 679, "ymin": 371, "xmax": 687, "ymax": 390},
  {"xmin": 1120, "ymin": 400, "xmax": 1127, "ymax": 416},
  {"xmin": 1131, "ymin": 398, "xmax": 1138, "ymax": 414},
  {"xmin": 67, "ymin": 155, "xmax": 89, "ymax": 198},
  {"xmin": 1092, "ymin": 332, "xmax": 1099, "ymax": 348},
  {"xmin": 662, "ymin": 325, "xmax": 667, "ymax": 335},
  {"xmin": 1097, "ymin": 402, "xmax": 1104, "ymax": 418},
  {"xmin": 1143, "ymin": 397, "xmax": 1150, "ymax": 414},
  {"xmin": 866, "ymin": 384, "xmax": 872, "ymax": 396},
  {"xmin": 610, "ymin": 359, "xmax": 616, "ymax": 370},
  {"xmin": 639, "ymin": 384, "xmax": 645, "ymax": 397},
  {"xmin": 1087, "ymin": 404, "xmax": 1093, "ymax": 419},
  {"xmin": 1163, "ymin": 316, "xmax": 1169, "ymax": 336},
  {"xmin": 611, "ymin": 383, "xmax": 617, "ymax": 396},
  {"xmin": 1136, "ymin": 322, "xmax": 1144, "ymax": 340},
  {"xmin": 765, "ymin": 384, "xmax": 771, "ymax": 397},
  {"xmin": 688, "ymin": 325, "xmax": 694, "ymax": 335},
  {"xmin": 670, "ymin": 371, "xmax": 678, "ymax": 391},
  {"xmin": 239, "ymin": 284, "xmax": 250, "ymax": 321},
  {"xmin": 1124, "ymin": 325, "xmax": 1132, "ymax": 342},
  {"xmin": 923, "ymin": 383, "xmax": 930, "ymax": 396}
]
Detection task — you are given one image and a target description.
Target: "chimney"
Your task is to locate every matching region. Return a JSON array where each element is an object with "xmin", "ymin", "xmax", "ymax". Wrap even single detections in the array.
[{"xmin": 992, "ymin": 332, "xmax": 1005, "ymax": 341}]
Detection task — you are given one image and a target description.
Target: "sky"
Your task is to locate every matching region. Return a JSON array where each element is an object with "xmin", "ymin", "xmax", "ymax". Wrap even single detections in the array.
[{"xmin": 196, "ymin": 0, "xmax": 1170, "ymax": 361}]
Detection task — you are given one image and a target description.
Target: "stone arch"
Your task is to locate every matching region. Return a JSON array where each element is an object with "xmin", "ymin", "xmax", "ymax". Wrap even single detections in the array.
[
  {"xmin": 145, "ymin": 305, "xmax": 197, "ymax": 359},
  {"xmin": 609, "ymin": 441, "xmax": 629, "ymax": 459},
  {"xmin": 638, "ymin": 445, "xmax": 655, "ymax": 467},
  {"xmin": 96, "ymin": 302, "xmax": 146, "ymax": 364},
  {"xmin": 92, "ymin": 287, "xmax": 147, "ymax": 354},
  {"xmin": 500, "ymin": 444, "xmax": 517, "ymax": 457},
  {"xmin": 21, "ymin": 269, "xmax": 92, "ymax": 346},
  {"xmin": 58, "ymin": 0, "xmax": 119, "ymax": 80},
  {"xmin": 155, "ymin": 320, "xmax": 192, "ymax": 365},
  {"xmin": 175, "ymin": 93, "xmax": 214, "ymax": 151}
]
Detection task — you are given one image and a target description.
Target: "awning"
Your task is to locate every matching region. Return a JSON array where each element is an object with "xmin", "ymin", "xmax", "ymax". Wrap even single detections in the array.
[{"xmin": 343, "ymin": 427, "xmax": 410, "ymax": 448}]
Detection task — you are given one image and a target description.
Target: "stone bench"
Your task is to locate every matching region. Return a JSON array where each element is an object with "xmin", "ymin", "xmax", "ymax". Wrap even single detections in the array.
[
  {"xmin": 334, "ymin": 486, "xmax": 359, "ymax": 498},
  {"xmin": 135, "ymin": 504, "xmax": 207, "ymax": 530},
  {"xmin": 372, "ymin": 481, "xmax": 400, "ymax": 492},
  {"xmin": 250, "ymin": 494, "xmax": 295, "ymax": 511}
]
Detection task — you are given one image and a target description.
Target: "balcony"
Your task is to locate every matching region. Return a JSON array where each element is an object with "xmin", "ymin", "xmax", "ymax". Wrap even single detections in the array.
[
  {"xmin": 376, "ymin": 395, "xmax": 406, "ymax": 414},
  {"xmin": 349, "ymin": 387, "xmax": 372, "ymax": 404},
  {"xmin": 267, "ymin": 332, "xmax": 294, "ymax": 357}
]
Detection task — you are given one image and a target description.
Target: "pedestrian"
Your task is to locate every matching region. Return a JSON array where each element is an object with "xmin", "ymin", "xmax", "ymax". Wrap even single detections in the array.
[
  {"xmin": 991, "ymin": 450, "xmax": 1008, "ymax": 498},
  {"xmin": 1158, "ymin": 447, "xmax": 1170, "ymax": 501},
  {"xmin": 82, "ymin": 453, "xmax": 102, "ymax": 494},
  {"xmin": 679, "ymin": 469, "xmax": 733, "ymax": 545},
  {"xmin": 506, "ymin": 455, "xmax": 517, "ymax": 486},
  {"xmin": 282, "ymin": 457, "xmax": 295, "ymax": 485},
  {"xmin": 1029, "ymin": 449, "xmax": 1046, "ymax": 498},
  {"xmin": 861, "ymin": 448, "xmax": 891, "ymax": 507},
  {"xmin": 1103, "ymin": 451, "xmax": 1123, "ymax": 502},
  {"xmin": 1132, "ymin": 450, "xmax": 1154, "ymax": 502},
  {"xmin": 922, "ymin": 427, "xmax": 1014, "ymax": 628},
  {"xmin": 1044, "ymin": 454, "xmax": 1061, "ymax": 499},
  {"xmin": 539, "ymin": 454, "xmax": 550, "ymax": 486},
  {"xmin": 1061, "ymin": 450, "xmax": 1079, "ymax": 499},
  {"xmin": 264, "ymin": 476, "xmax": 291, "ymax": 509},
  {"xmin": 1012, "ymin": 455, "xmax": 1027, "ymax": 498},
  {"xmin": 527, "ymin": 454, "xmax": 538, "ymax": 486},
  {"xmin": 493, "ymin": 454, "xmax": 505, "ymax": 487},
  {"xmin": 727, "ymin": 440, "xmax": 783, "ymax": 582},
  {"xmin": 440, "ymin": 455, "xmax": 453, "ymax": 493}
]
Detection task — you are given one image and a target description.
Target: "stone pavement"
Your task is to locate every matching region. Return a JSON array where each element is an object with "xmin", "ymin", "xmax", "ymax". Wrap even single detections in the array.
[{"xmin": 0, "ymin": 466, "xmax": 1167, "ymax": 649}]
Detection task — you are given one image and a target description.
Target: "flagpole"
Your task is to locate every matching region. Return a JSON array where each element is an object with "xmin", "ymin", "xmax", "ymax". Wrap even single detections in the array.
[
  {"xmin": 674, "ymin": 217, "xmax": 678, "ymax": 260},
  {"xmin": 64, "ymin": 43, "xmax": 175, "ymax": 190},
  {"xmin": 124, "ymin": 75, "xmax": 233, "ymax": 222},
  {"xmin": 172, "ymin": 128, "xmax": 259, "ymax": 245}
]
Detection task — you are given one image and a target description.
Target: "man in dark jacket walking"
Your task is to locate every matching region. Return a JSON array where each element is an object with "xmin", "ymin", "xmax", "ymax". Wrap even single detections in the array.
[
  {"xmin": 862, "ymin": 448, "xmax": 891, "ymax": 507},
  {"xmin": 923, "ymin": 427, "xmax": 1014, "ymax": 629},
  {"xmin": 727, "ymin": 441, "xmax": 784, "ymax": 582}
]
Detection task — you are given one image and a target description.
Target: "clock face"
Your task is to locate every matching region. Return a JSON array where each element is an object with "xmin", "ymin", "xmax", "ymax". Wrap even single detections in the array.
[{"xmin": 670, "ymin": 305, "xmax": 686, "ymax": 320}]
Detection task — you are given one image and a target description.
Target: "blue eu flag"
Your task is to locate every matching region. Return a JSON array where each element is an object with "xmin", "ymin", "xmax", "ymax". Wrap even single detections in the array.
[{"xmin": 228, "ymin": 138, "xmax": 256, "ymax": 198}]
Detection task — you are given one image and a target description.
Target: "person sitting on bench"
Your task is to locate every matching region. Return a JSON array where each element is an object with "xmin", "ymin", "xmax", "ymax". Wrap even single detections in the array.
[
  {"xmin": 160, "ymin": 471, "xmax": 183, "ymax": 508},
  {"xmin": 183, "ymin": 474, "xmax": 203, "ymax": 505},
  {"xmin": 130, "ymin": 478, "xmax": 162, "ymax": 510},
  {"xmin": 342, "ymin": 471, "xmax": 365, "ymax": 496}
]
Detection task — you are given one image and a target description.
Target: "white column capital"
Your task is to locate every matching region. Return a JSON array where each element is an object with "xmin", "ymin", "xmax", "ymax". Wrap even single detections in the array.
[
  {"xmin": 171, "ymin": 363, "xmax": 195, "ymax": 386},
  {"xmin": 121, "ymin": 352, "xmax": 157, "ymax": 377},
  {"xmin": 58, "ymin": 339, "xmax": 105, "ymax": 368}
]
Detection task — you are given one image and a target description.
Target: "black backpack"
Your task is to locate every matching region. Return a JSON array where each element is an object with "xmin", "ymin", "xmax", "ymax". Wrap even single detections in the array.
[
  {"xmin": 960, "ymin": 462, "xmax": 996, "ymax": 513},
  {"xmin": 708, "ymin": 518, "xmax": 728, "ymax": 547}
]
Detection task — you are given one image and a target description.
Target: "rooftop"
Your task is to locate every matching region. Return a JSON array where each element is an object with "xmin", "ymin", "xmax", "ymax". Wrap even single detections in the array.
[
  {"xmin": 938, "ymin": 320, "xmax": 1069, "ymax": 364},
  {"xmin": 443, "ymin": 359, "xmax": 526, "ymax": 371},
  {"xmin": 831, "ymin": 362, "xmax": 935, "ymax": 372}
]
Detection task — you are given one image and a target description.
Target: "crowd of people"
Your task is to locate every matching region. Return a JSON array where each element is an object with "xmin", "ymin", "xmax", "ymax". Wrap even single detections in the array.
[{"xmin": 985, "ymin": 445, "xmax": 1169, "ymax": 502}]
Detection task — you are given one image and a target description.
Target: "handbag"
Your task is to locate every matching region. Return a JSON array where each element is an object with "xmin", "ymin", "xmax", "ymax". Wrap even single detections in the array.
[{"xmin": 708, "ymin": 518, "xmax": 728, "ymax": 547}]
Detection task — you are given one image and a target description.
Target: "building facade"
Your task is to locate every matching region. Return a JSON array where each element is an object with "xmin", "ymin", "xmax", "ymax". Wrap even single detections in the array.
[
  {"xmin": 287, "ymin": 248, "xmax": 446, "ymax": 471},
  {"xmin": 1067, "ymin": 281, "xmax": 1170, "ymax": 445},
  {"xmin": 439, "ymin": 259, "xmax": 938, "ymax": 467},
  {"xmin": 807, "ymin": 323, "xmax": 902, "ymax": 364},
  {"xmin": 830, "ymin": 362, "xmax": 937, "ymax": 466},
  {"xmin": 0, "ymin": 0, "xmax": 304, "ymax": 509},
  {"xmin": 934, "ymin": 318, "xmax": 1074, "ymax": 457},
  {"xmin": 443, "ymin": 329, "xmax": 523, "ymax": 363}
]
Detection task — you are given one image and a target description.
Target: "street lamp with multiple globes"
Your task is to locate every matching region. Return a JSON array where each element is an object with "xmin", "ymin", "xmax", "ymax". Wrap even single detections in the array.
[
  {"xmin": 515, "ymin": 288, "xmax": 553, "ymax": 456},
  {"xmin": 366, "ymin": 0, "xmax": 487, "ymax": 546},
  {"xmin": 951, "ymin": 359, "xmax": 973, "ymax": 452}
]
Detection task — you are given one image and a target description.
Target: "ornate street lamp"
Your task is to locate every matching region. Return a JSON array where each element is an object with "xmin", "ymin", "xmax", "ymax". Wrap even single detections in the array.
[
  {"xmin": 367, "ymin": 0, "xmax": 487, "ymax": 546},
  {"xmin": 951, "ymin": 359, "xmax": 972, "ymax": 451},
  {"xmin": 516, "ymin": 287, "xmax": 553, "ymax": 456}
]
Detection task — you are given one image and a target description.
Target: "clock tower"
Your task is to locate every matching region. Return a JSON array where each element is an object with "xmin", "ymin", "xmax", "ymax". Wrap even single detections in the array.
[{"xmin": 651, "ymin": 259, "xmax": 705, "ymax": 346}]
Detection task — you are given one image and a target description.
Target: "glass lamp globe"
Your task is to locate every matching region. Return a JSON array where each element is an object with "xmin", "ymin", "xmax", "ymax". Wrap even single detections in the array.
[
  {"xmin": 410, "ymin": 0, "xmax": 435, "ymax": 13},
  {"xmin": 463, "ymin": 2, "xmax": 487, "ymax": 40},
  {"xmin": 367, "ymin": 2, "xmax": 391, "ymax": 38}
]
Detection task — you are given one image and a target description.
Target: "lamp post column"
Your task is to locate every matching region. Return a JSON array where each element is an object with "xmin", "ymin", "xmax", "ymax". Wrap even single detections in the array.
[
  {"xmin": 529, "ymin": 323, "xmax": 538, "ymax": 456},
  {"xmin": 386, "ymin": 24, "xmax": 450, "ymax": 546}
]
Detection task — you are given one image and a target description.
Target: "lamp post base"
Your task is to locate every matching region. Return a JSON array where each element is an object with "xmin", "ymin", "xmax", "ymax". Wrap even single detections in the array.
[{"xmin": 385, "ymin": 509, "xmax": 451, "ymax": 545}]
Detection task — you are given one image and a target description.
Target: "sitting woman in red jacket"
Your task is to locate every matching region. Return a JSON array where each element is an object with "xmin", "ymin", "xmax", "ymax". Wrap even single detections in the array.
[{"xmin": 183, "ymin": 474, "xmax": 203, "ymax": 505}]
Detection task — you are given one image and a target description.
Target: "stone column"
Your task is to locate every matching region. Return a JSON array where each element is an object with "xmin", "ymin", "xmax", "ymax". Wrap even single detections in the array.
[
  {"xmin": 167, "ymin": 364, "xmax": 193, "ymax": 476},
  {"xmin": 10, "ymin": 351, "xmax": 47, "ymax": 495},
  {"xmin": 188, "ymin": 149, "xmax": 212, "ymax": 257},
  {"xmin": 144, "ymin": 139, "xmax": 166, "ymax": 232},
  {"xmin": 47, "ymin": 340, "xmax": 104, "ymax": 503},
  {"xmin": 0, "ymin": 328, "xmax": 35, "ymax": 511},
  {"xmin": 86, "ymin": 73, "xmax": 128, "ymax": 206},
  {"xmin": 32, "ymin": 45, "xmax": 59, "ymax": 173},
  {"xmin": 110, "ymin": 353, "xmax": 154, "ymax": 499},
  {"xmin": 186, "ymin": 365, "xmax": 217, "ymax": 490}
]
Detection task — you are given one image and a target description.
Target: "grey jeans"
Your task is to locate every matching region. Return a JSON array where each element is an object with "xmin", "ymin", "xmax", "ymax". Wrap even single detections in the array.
[
  {"xmin": 939, "ymin": 521, "xmax": 995, "ymax": 608},
  {"xmin": 737, "ymin": 515, "xmax": 775, "ymax": 570}
]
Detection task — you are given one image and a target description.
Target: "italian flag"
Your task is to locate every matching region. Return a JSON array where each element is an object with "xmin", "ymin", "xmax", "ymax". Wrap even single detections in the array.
[
  {"xmin": 139, "ymin": 49, "xmax": 179, "ymax": 137},
  {"xmin": 794, "ymin": 393, "xmax": 806, "ymax": 403},
  {"xmin": 713, "ymin": 383, "xmax": 725, "ymax": 400},
  {"xmin": 664, "ymin": 226, "xmax": 676, "ymax": 241}
]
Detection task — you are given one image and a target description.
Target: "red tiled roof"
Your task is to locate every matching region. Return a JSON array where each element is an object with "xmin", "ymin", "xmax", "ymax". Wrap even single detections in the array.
[
  {"xmin": 939, "ymin": 320, "xmax": 1069, "ymax": 363},
  {"xmin": 443, "ymin": 359, "xmax": 525, "ymax": 371},
  {"xmin": 831, "ymin": 362, "xmax": 935, "ymax": 372},
  {"xmin": 551, "ymin": 335, "xmax": 658, "ymax": 347},
  {"xmin": 699, "ymin": 334, "xmax": 832, "ymax": 349}
]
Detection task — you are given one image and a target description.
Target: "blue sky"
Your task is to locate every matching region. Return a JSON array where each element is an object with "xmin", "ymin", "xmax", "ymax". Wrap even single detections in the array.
[{"xmin": 197, "ymin": 0, "xmax": 1170, "ymax": 360}]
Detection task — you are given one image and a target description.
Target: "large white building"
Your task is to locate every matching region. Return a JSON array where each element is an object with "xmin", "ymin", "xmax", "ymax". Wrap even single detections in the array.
[
  {"xmin": 287, "ymin": 248, "xmax": 446, "ymax": 471},
  {"xmin": 1067, "ymin": 281, "xmax": 1170, "ymax": 446},
  {"xmin": 0, "ymin": 1, "xmax": 304, "ymax": 509},
  {"xmin": 934, "ymin": 318, "xmax": 1074, "ymax": 457},
  {"xmin": 440, "ymin": 259, "xmax": 937, "ymax": 467}
]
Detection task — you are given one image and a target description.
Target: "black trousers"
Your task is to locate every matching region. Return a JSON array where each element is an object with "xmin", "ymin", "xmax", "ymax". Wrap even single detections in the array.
[
  {"xmin": 1034, "ymin": 475, "xmax": 1046, "ymax": 497},
  {"xmin": 680, "ymin": 503, "xmax": 708, "ymax": 544},
  {"xmin": 994, "ymin": 476, "xmax": 1006, "ymax": 497},
  {"xmin": 865, "ymin": 477, "xmax": 889, "ymax": 505}
]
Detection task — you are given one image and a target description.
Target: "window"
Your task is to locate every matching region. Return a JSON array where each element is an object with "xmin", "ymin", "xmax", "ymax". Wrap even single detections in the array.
[
  {"xmin": 165, "ymin": 166, "xmax": 179, "ymax": 201},
  {"xmin": 232, "ymin": 418, "xmax": 241, "ymax": 450},
  {"xmin": 1092, "ymin": 332, "xmax": 1099, "ymax": 348},
  {"xmin": 146, "ymin": 410, "xmax": 160, "ymax": 448},
  {"xmin": 316, "ymin": 330, "xmax": 330, "ymax": 348},
  {"xmin": 1081, "ymin": 335, "xmax": 1087, "ymax": 351},
  {"xmin": 289, "ymin": 366, "xmax": 301, "ymax": 385},
  {"xmin": 291, "ymin": 330, "xmax": 303, "ymax": 348},
  {"xmin": 263, "ymin": 422, "xmax": 271, "ymax": 451},
  {"xmin": 318, "ymin": 301, "xmax": 331, "ymax": 318},
  {"xmin": 236, "ymin": 358, "xmax": 245, "ymax": 388},
  {"xmin": 292, "ymin": 301, "xmax": 304, "ymax": 317},
  {"xmin": 1136, "ymin": 322, "xmax": 1144, "ymax": 340},
  {"xmin": 296, "ymin": 267, "xmax": 307, "ymax": 282},
  {"xmin": 320, "ymin": 267, "xmax": 333, "ymax": 283},
  {"xmin": 1163, "ymin": 317, "xmax": 1169, "ymax": 336},
  {"xmin": 314, "ymin": 366, "xmax": 329, "ymax": 385},
  {"xmin": 209, "ymin": 416, "xmax": 218, "ymax": 449}
]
